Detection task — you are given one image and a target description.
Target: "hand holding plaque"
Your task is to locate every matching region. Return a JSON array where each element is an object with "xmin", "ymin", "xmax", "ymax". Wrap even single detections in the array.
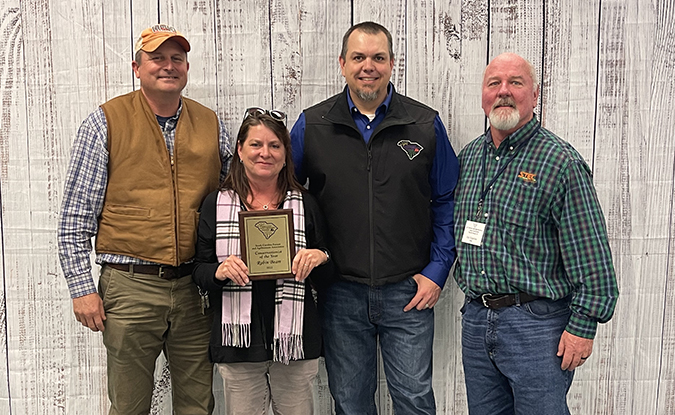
[{"xmin": 239, "ymin": 209, "xmax": 295, "ymax": 280}]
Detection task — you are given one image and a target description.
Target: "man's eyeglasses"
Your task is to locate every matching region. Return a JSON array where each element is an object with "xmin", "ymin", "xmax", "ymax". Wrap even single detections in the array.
[{"xmin": 243, "ymin": 107, "xmax": 287, "ymax": 125}]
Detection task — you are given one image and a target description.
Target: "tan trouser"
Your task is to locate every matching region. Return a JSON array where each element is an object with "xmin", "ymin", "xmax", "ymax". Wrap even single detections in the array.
[
  {"xmin": 99, "ymin": 265, "xmax": 214, "ymax": 415},
  {"xmin": 216, "ymin": 359, "xmax": 319, "ymax": 415}
]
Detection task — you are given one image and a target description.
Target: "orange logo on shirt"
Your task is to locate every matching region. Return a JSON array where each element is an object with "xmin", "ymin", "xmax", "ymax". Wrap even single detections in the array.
[{"xmin": 517, "ymin": 171, "xmax": 537, "ymax": 183}]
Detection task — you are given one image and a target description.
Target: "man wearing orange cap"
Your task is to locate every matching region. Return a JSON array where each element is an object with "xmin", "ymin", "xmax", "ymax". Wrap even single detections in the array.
[{"xmin": 58, "ymin": 24, "xmax": 232, "ymax": 414}]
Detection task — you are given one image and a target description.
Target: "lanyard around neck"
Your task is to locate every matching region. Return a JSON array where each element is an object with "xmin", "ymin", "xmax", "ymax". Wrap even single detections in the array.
[{"xmin": 475, "ymin": 126, "xmax": 540, "ymax": 218}]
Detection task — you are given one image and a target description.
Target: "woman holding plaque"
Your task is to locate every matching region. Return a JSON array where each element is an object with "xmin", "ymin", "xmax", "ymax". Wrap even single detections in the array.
[{"xmin": 193, "ymin": 107, "xmax": 333, "ymax": 415}]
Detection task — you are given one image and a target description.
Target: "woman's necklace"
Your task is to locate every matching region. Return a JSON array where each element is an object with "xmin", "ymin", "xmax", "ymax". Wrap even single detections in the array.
[
  {"xmin": 253, "ymin": 194, "xmax": 278, "ymax": 210},
  {"xmin": 261, "ymin": 199, "xmax": 274, "ymax": 210}
]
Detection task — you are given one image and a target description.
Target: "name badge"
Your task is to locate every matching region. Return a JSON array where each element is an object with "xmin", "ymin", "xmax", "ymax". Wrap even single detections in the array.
[{"xmin": 462, "ymin": 220, "xmax": 486, "ymax": 246}]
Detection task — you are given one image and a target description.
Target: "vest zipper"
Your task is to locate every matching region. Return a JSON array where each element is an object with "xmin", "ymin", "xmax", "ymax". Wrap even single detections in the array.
[
  {"xmin": 170, "ymin": 150, "xmax": 179, "ymax": 266},
  {"xmin": 367, "ymin": 146, "xmax": 375, "ymax": 285}
]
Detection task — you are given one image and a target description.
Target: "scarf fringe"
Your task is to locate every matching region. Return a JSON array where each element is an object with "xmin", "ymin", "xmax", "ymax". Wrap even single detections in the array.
[
  {"xmin": 222, "ymin": 323, "xmax": 251, "ymax": 348},
  {"xmin": 273, "ymin": 333, "xmax": 304, "ymax": 365}
]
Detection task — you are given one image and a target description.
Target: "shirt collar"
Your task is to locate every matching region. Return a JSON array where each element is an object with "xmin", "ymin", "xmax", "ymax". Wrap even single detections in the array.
[
  {"xmin": 174, "ymin": 98, "xmax": 183, "ymax": 120},
  {"xmin": 346, "ymin": 82, "xmax": 393, "ymax": 116},
  {"xmin": 484, "ymin": 114, "xmax": 540, "ymax": 148},
  {"xmin": 161, "ymin": 99, "xmax": 183, "ymax": 131}
]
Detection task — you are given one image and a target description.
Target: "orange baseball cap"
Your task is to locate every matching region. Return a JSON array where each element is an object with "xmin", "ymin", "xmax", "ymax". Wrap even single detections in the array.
[{"xmin": 134, "ymin": 24, "xmax": 190, "ymax": 54}]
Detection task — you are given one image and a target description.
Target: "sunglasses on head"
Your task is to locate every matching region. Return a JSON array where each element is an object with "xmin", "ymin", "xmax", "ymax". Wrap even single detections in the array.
[{"xmin": 243, "ymin": 107, "xmax": 287, "ymax": 124}]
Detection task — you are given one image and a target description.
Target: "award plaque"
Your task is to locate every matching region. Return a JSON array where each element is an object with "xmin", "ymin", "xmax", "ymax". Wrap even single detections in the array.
[{"xmin": 239, "ymin": 209, "xmax": 295, "ymax": 280}]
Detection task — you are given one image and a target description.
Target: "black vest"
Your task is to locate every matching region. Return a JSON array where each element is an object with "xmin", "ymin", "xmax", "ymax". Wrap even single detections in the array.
[{"xmin": 302, "ymin": 86, "xmax": 438, "ymax": 285}]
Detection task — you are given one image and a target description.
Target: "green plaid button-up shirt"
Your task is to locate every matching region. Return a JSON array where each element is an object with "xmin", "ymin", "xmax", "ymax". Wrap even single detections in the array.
[{"xmin": 453, "ymin": 117, "xmax": 618, "ymax": 339}]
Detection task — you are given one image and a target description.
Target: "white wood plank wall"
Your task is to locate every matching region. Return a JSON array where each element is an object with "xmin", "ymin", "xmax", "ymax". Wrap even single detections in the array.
[{"xmin": 0, "ymin": 0, "xmax": 673, "ymax": 414}]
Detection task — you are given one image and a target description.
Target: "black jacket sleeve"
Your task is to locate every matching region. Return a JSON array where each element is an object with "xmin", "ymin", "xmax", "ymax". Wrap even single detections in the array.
[
  {"xmin": 302, "ymin": 192, "xmax": 335, "ymax": 290},
  {"xmin": 192, "ymin": 190, "xmax": 226, "ymax": 291}
]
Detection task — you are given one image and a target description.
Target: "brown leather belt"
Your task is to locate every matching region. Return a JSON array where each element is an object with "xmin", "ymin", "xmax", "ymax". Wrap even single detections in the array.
[
  {"xmin": 105, "ymin": 263, "xmax": 195, "ymax": 280},
  {"xmin": 479, "ymin": 293, "xmax": 539, "ymax": 309}
]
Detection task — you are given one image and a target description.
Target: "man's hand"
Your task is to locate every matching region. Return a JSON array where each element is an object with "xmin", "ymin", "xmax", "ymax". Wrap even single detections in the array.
[
  {"xmin": 403, "ymin": 274, "xmax": 441, "ymax": 312},
  {"xmin": 557, "ymin": 330, "xmax": 593, "ymax": 371},
  {"xmin": 73, "ymin": 293, "xmax": 106, "ymax": 332}
]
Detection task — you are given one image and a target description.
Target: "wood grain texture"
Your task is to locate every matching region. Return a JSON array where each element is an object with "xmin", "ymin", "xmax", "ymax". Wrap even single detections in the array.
[
  {"xmin": 0, "ymin": 0, "xmax": 674, "ymax": 414},
  {"xmin": 648, "ymin": 1, "xmax": 675, "ymax": 415},
  {"xmin": 163, "ymin": 0, "xmax": 219, "ymax": 111},
  {"xmin": 101, "ymin": 0, "xmax": 136, "ymax": 101},
  {"xmin": 488, "ymin": 0, "xmax": 544, "ymax": 117},
  {"xmin": 540, "ymin": 0, "xmax": 599, "ymax": 162},
  {"xmin": 269, "ymin": 0, "xmax": 349, "ymax": 124},
  {"xmin": 8, "ymin": 0, "xmax": 61, "ymax": 414},
  {"xmin": 0, "ymin": 3, "xmax": 22, "ymax": 411},
  {"xmin": 353, "ymin": 0, "xmax": 407, "ymax": 95},
  {"xmin": 213, "ymin": 0, "xmax": 272, "ymax": 136},
  {"xmin": 592, "ymin": 1, "xmax": 674, "ymax": 415}
]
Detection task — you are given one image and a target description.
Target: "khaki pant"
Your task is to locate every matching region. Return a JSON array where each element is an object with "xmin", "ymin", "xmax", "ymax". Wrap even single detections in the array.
[
  {"xmin": 99, "ymin": 265, "xmax": 214, "ymax": 415},
  {"xmin": 216, "ymin": 359, "xmax": 319, "ymax": 415}
]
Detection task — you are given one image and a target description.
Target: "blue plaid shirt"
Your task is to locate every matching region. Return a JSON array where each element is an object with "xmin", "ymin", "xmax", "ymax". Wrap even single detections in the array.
[{"xmin": 58, "ymin": 101, "xmax": 233, "ymax": 298}]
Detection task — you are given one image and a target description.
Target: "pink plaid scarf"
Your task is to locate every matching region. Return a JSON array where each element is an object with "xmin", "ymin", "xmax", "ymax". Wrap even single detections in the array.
[{"xmin": 215, "ymin": 189, "xmax": 306, "ymax": 363}]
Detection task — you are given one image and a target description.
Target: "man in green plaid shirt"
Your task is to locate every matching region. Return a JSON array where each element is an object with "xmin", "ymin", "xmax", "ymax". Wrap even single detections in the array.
[{"xmin": 453, "ymin": 53, "xmax": 619, "ymax": 415}]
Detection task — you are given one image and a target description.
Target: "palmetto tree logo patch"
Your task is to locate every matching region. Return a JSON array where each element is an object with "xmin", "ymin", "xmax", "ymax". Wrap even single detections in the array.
[{"xmin": 397, "ymin": 140, "xmax": 424, "ymax": 160}]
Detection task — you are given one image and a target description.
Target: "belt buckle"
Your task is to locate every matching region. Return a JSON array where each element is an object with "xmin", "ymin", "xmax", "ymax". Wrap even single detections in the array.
[
  {"xmin": 160, "ymin": 266, "xmax": 181, "ymax": 280},
  {"xmin": 158, "ymin": 266, "xmax": 176, "ymax": 280},
  {"xmin": 481, "ymin": 293, "xmax": 491, "ymax": 308}
]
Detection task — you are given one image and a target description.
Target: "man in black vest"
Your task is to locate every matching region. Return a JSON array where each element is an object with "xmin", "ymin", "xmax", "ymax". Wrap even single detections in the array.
[{"xmin": 290, "ymin": 21, "xmax": 459, "ymax": 414}]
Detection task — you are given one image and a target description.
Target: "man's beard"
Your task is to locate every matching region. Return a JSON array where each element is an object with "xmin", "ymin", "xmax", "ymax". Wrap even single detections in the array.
[
  {"xmin": 489, "ymin": 98, "xmax": 520, "ymax": 131},
  {"xmin": 355, "ymin": 88, "xmax": 379, "ymax": 102}
]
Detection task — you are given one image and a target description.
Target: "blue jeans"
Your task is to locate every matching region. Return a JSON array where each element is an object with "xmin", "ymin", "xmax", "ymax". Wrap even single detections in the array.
[
  {"xmin": 319, "ymin": 278, "xmax": 436, "ymax": 415},
  {"xmin": 461, "ymin": 296, "xmax": 575, "ymax": 415}
]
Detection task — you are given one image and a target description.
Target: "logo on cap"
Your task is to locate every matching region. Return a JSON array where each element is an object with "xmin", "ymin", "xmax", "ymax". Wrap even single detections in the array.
[{"xmin": 150, "ymin": 24, "xmax": 177, "ymax": 34}]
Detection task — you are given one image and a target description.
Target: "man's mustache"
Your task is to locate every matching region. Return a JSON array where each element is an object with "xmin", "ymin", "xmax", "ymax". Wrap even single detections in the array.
[{"xmin": 492, "ymin": 98, "xmax": 516, "ymax": 110}]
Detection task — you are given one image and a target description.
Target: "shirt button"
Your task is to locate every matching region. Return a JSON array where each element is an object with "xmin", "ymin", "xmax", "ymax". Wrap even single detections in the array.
[
  {"xmin": 509, "ymin": 146, "xmax": 514, "ymax": 151},
  {"xmin": 481, "ymin": 270, "xmax": 486, "ymax": 275},
  {"xmin": 495, "ymin": 156, "xmax": 500, "ymax": 161},
  {"xmin": 484, "ymin": 213, "xmax": 489, "ymax": 218},
  {"xmin": 366, "ymin": 125, "xmax": 371, "ymax": 129}
]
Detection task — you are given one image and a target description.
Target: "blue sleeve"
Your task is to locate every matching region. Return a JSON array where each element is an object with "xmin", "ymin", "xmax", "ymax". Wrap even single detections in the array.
[
  {"xmin": 420, "ymin": 115, "xmax": 459, "ymax": 288},
  {"xmin": 290, "ymin": 112, "xmax": 307, "ymax": 183}
]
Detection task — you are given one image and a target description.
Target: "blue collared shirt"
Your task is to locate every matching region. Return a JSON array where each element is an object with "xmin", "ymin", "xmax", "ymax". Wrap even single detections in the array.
[
  {"xmin": 290, "ymin": 85, "xmax": 458, "ymax": 287},
  {"xmin": 346, "ymin": 84, "xmax": 394, "ymax": 143}
]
